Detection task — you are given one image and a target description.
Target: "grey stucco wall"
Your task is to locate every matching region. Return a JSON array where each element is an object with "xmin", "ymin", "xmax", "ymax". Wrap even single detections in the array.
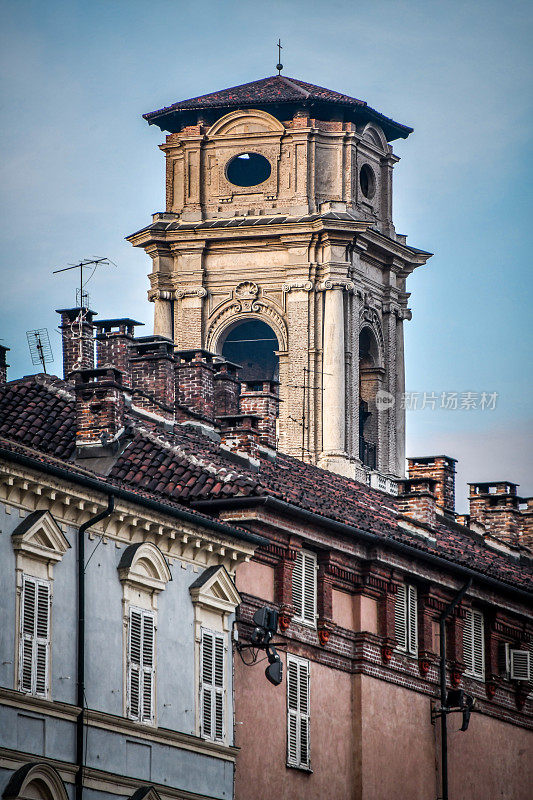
[{"xmin": 0, "ymin": 502, "xmax": 236, "ymax": 799}]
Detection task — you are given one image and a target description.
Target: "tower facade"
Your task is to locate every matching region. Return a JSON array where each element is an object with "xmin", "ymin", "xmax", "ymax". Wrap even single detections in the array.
[{"xmin": 128, "ymin": 76, "xmax": 431, "ymax": 479}]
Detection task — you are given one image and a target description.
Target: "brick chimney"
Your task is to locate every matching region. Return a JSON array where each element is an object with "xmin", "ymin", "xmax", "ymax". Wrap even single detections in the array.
[
  {"xmin": 73, "ymin": 366, "xmax": 125, "ymax": 448},
  {"xmin": 56, "ymin": 307, "xmax": 96, "ymax": 378},
  {"xmin": 397, "ymin": 477, "xmax": 437, "ymax": 527},
  {"xmin": 94, "ymin": 318, "xmax": 144, "ymax": 387},
  {"xmin": 213, "ymin": 360, "xmax": 241, "ymax": 415},
  {"xmin": 0, "ymin": 344, "xmax": 10, "ymax": 385},
  {"xmin": 175, "ymin": 349, "xmax": 217, "ymax": 423},
  {"xmin": 129, "ymin": 336, "xmax": 175, "ymax": 420},
  {"xmin": 468, "ymin": 482, "xmax": 522, "ymax": 543},
  {"xmin": 239, "ymin": 380, "xmax": 280, "ymax": 449},
  {"xmin": 407, "ymin": 455, "xmax": 456, "ymax": 516},
  {"xmin": 218, "ymin": 413, "xmax": 261, "ymax": 461}
]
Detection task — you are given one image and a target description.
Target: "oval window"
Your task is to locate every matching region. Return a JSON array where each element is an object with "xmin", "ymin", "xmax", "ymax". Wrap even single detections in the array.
[
  {"xmin": 359, "ymin": 164, "xmax": 376, "ymax": 199},
  {"xmin": 226, "ymin": 153, "xmax": 271, "ymax": 187}
]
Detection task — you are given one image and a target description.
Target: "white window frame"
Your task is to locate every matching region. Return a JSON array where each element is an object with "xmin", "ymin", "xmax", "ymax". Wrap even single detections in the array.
[
  {"xmin": 463, "ymin": 609, "xmax": 485, "ymax": 680},
  {"xmin": 394, "ymin": 583, "xmax": 418, "ymax": 657},
  {"xmin": 292, "ymin": 549, "xmax": 317, "ymax": 627},
  {"xmin": 200, "ymin": 628, "xmax": 225, "ymax": 743},
  {"xmin": 127, "ymin": 606, "xmax": 155, "ymax": 725},
  {"xmin": 19, "ymin": 574, "xmax": 51, "ymax": 697},
  {"xmin": 286, "ymin": 654, "xmax": 311, "ymax": 770}
]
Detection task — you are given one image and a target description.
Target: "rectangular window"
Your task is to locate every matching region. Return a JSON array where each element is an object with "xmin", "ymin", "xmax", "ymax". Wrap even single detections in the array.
[
  {"xmin": 287, "ymin": 654, "xmax": 310, "ymax": 769},
  {"xmin": 200, "ymin": 628, "xmax": 225, "ymax": 742},
  {"xmin": 19, "ymin": 575, "xmax": 50, "ymax": 697},
  {"xmin": 128, "ymin": 607, "xmax": 155, "ymax": 724},
  {"xmin": 292, "ymin": 550, "xmax": 317, "ymax": 627},
  {"xmin": 463, "ymin": 609, "xmax": 484, "ymax": 679},
  {"xmin": 394, "ymin": 583, "xmax": 418, "ymax": 656}
]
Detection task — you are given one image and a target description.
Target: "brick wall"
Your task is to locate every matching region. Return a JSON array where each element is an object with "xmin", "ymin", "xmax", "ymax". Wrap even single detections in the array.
[
  {"xmin": 56, "ymin": 307, "xmax": 96, "ymax": 378},
  {"xmin": 407, "ymin": 455, "xmax": 456, "ymax": 515}
]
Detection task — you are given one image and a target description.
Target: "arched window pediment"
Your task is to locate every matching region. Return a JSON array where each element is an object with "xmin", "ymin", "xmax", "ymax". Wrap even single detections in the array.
[
  {"xmin": 118, "ymin": 542, "xmax": 171, "ymax": 593},
  {"xmin": 2, "ymin": 762, "xmax": 68, "ymax": 800},
  {"xmin": 189, "ymin": 564, "xmax": 241, "ymax": 615}
]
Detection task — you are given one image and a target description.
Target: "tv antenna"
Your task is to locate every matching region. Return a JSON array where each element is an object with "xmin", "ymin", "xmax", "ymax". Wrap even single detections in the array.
[
  {"xmin": 26, "ymin": 329, "xmax": 54, "ymax": 374},
  {"xmin": 53, "ymin": 257, "xmax": 116, "ymax": 308},
  {"xmin": 53, "ymin": 257, "xmax": 116, "ymax": 373},
  {"xmin": 276, "ymin": 39, "xmax": 283, "ymax": 75}
]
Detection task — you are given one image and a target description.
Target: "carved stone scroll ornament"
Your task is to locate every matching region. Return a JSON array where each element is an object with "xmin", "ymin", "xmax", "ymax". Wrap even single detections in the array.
[
  {"xmin": 148, "ymin": 289, "xmax": 174, "ymax": 302},
  {"xmin": 174, "ymin": 287, "xmax": 208, "ymax": 299},
  {"xmin": 317, "ymin": 278, "xmax": 355, "ymax": 292},
  {"xmin": 282, "ymin": 280, "xmax": 314, "ymax": 293}
]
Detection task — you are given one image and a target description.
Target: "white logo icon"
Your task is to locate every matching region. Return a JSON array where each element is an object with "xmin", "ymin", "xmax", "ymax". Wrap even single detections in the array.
[{"xmin": 376, "ymin": 390, "xmax": 395, "ymax": 410}]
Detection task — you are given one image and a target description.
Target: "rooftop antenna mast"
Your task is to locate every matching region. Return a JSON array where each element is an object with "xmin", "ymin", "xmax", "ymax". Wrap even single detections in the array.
[
  {"xmin": 276, "ymin": 39, "xmax": 283, "ymax": 75},
  {"xmin": 53, "ymin": 256, "xmax": 115, "ymax": 372}
]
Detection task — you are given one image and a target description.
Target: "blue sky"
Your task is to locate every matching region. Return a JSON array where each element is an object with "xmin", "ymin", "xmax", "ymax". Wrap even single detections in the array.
[{"xmin": 1, "ymin": 0, "xmax": 531, "ymax": 510}]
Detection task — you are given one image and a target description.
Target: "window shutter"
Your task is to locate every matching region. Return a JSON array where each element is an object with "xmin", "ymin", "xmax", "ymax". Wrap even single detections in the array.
[
  {"xmin": 407, "ymin": 585, "xmax": 418, "ymax": 656},
  {"xmin": 287, "ymin": 658, "xmax": 298, "ymax": 766},
  {"xmin": 463, "ymin": 610, "xmax": 484, "ymax": 679},
  {"xmin": 462, "ymin": 611, "xmax": 473, "ymax": 674},
  {"xmin": 498, "ymin": 642, "xmax": 510, "ymax": 676},
  {"xmin": 128, "ymin": 608, "xmax": 155, "ymax": 723},
  {"xmin": 292, "ymin": 550, "xmax": 317, "ymax": 626},
  {"xmin": 201, "ymin": 629, "xmax": 225, "ymax": 742},
  {"xmin": 302, "ymin": 552, "xmax": 317, "ymax": 626},
  {"xmin": 287, "ymin": 655, "xmax": 310, "ymax": 768},
  {"xmin": 472, "ymin": 611, "xmax": 484, "ymax": 679},
  {"xmin": 20, "ymin": 576, "xmax": 50, "ymax": 696},
  {"xmin": 510, "ymin": 650, "xmax": 530, "ymax": 681},
  {"xmin": 292, "ymin": 551, "xmax": 304, "ymax": 619},
  {"xmin": 35, "ymin": 582, "xmax": 50, "ymax": 696},
  {"xmin": 128, "ymin": 609, "xmax": 142, "ymax": 720},
  {"xmin": 394, "ymin": 584, "xmax": 407, "ymax": 651},
  {"xmin": 141, "ymin": 614, "xmax": 155, "ymax": 723}
]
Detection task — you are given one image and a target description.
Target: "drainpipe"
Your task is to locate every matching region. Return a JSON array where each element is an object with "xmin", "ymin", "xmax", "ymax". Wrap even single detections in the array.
[
  {"xmin": 76, "ymin": 495, "xmax": 115, "ymax": 800},
  {"xmin": 438, "ymin": 578, "xmax": 471, "ymax": 800}
]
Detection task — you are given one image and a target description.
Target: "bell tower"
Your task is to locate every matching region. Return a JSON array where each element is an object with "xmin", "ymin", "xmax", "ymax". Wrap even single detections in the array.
[{"xmin": 128, "ymin": 75, "xmax": 431, "ymax": 480}]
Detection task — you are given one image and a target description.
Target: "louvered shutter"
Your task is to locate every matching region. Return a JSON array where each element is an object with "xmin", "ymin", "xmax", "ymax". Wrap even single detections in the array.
[
  {"xmin": 394, "ymin": 584, "xmax": 407, "ymax": 651},
  {"xmin": 292, "ymin": 550, "xmax": 317, "ymax": 626},
  {"xmin": 201, "ymin": 629, "xmax": 225, "ymax": 742},
  {"xmin": 287, "ymin": 658, "xmax": 299, "ymax": 765},
  {"xmin": 510, "ymin": 650, "xmax": 530, "ymax": 681},
  {"xmin": 407, "ymin": 585, "xmax": 418, "ymax": 656},
  {"xmin": 472, "ymin": 611, "xmax": 484, "ymax": 679},
  {"xmin": 287, "ymin": 655, "xmax": 310, "ymax": 768},
  {"xmin": 20, "ymin": 576, "xmax": 50, "ymax": 696},
  {"xmin": 292, "ymin": 552, "xmax": 304, "ymax": 619},
  {"xmin": 128, "ymin": 608, "xmax": 155, "ymax": 723},
  {"xmin": 463, "ymin": 610, "xmax": 484, "ymax": 679},
  {"xmin": 141, "ymin": 614, "xmax": 155, "ymax": 723}
]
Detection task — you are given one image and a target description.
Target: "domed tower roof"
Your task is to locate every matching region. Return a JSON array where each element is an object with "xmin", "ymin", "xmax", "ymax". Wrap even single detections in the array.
[{"xmin": 143, "ymin": 74, "xmax": 412, "ymax": 141}]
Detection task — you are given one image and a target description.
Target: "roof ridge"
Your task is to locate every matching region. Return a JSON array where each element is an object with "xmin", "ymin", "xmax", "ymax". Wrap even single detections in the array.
[{"xmin": 279, "ymin": 75, "xmax": 311, "ymax": 99}]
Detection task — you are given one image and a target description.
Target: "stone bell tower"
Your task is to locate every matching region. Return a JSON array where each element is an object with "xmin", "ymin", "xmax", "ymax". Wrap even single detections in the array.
[{"xmin": 128, "ymin": 75, "xmax": 431, "ymax": 480}]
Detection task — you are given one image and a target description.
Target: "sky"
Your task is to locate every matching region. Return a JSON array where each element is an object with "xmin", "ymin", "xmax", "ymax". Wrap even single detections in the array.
[{"xmin": 0, "ymin": 0, "xmax": 531, "ymax": 511}]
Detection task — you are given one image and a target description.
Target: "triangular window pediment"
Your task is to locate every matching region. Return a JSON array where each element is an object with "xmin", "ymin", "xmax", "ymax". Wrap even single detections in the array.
[
  {"xmin": 189, "ymin": 565, "xmax": 241, "ymax": 612},
  {"xmin": 11, "ymin": 510, "xmax": 70, "ymax": 565}
]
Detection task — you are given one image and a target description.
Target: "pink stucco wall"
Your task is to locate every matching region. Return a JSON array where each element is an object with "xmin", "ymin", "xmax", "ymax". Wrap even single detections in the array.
[
  {"xmin": 236, "ymin": 559, "xmax": 275, "ymax": 601},
  {"xmin": 234, "ymin": 653, "xmax": 355, "ymax": 800},
  {"xmin": 358, "ymin": 675, "xmax": 533, "ymax": 800},
  {"xmin": 332, "ymin": 590, "xmax": 378, "ymax": 633}
]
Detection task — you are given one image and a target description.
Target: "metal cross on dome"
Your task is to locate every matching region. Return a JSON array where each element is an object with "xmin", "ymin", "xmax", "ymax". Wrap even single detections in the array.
[{"xmin": 276, "ymin": 39, "xmax": 283, "ymax": 75}]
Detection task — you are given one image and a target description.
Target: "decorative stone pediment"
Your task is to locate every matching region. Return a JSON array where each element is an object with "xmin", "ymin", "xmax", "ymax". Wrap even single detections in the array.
[
  {"xmin": 11, "ymin": 510, "xmax": 70, "ymax": 566},
  {"xmin": 118, "ymin": 541, "xmax": 172, "ymax": 594},
  {"xmin": 207, "ymin": 109, "xmax": 285, "ymax": 137},
  {"xmin": 128, "ymin": 787, "xmax": 162, "ymax": 800},
  {"xmin": 189, "ymin": 564, "xmax": 242, "ymax": 615},
  {"xmin": 2, "ymin": 762, "xmax": 69, "ymax": 800}
]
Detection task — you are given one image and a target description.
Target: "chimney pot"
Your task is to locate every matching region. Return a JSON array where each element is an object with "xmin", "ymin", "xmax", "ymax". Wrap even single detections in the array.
[
  {"xmin": 217, "ymin": 413, "xmax": 261, "ymax": 460},
  {"xmin": 72, "ymin": 366, "xmax": 125, "ymax": 448},
  {"xmin": 175, "ymin": 349, "xmax": 217, "ymax": 422},
  {"xmin": 0, "ymin": 344, "xmax": 10, "ymax": 385},
  {"xmin": 129, "ymin": 335, "xmax": 175, "ymax": 420},
  {"xmin": 397, "ymin": 477, "xmax": 437, "ymax": 527},
  {"xmin": 239, "ymin": 379, "xmax": 280, "ymax": 449},
  {"xmin": 94, "ymin": 318, "xmax": 144, "ymax": 387},
  {"xmin": 407, "ymin": 455, "xmax": 456, "ymax": 515}
]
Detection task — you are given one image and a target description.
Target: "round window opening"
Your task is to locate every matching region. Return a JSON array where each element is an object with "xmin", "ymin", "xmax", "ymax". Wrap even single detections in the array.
[
  {"xmin": 359, "ymin": 164, "xmax": 376, "ymax": 199},
  {"xmin": 226, "ymin": 153, "xmax": 271, "ymax": 187}
]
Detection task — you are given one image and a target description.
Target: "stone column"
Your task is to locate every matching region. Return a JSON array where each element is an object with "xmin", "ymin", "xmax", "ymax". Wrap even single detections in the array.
[
  {"xmin": 318, "ymin": 279, "xmax": 353, "ymax": 476},
  {"xmin": 150, "ymin": 290, "xmax": 174, "ymax": 341},
  {"xmin": 395, "ymin": 308, "xmax": 410, "ymax": 477}
]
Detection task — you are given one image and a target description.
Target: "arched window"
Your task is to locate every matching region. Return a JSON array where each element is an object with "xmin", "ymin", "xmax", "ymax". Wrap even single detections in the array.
[
  {"xmin": 221, "ymin": 320, "xmax": 279, "ymax": 382},
  {"xmin": 359, "ymin": 327, "xmax": 382, "ymax": 468},
  {"xmin": 2, "ymin": 763, "xmax": 68, "ymax": 800}
]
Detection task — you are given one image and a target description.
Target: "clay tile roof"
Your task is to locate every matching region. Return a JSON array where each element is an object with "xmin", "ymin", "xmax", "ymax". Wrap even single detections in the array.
[
  {"xmin": 143, "ymin": 75, "xmax": 412, "ymax": 141},
  {"xmin": 0, "ymin": 374, "xmax": 531, "ymax": 594}
]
